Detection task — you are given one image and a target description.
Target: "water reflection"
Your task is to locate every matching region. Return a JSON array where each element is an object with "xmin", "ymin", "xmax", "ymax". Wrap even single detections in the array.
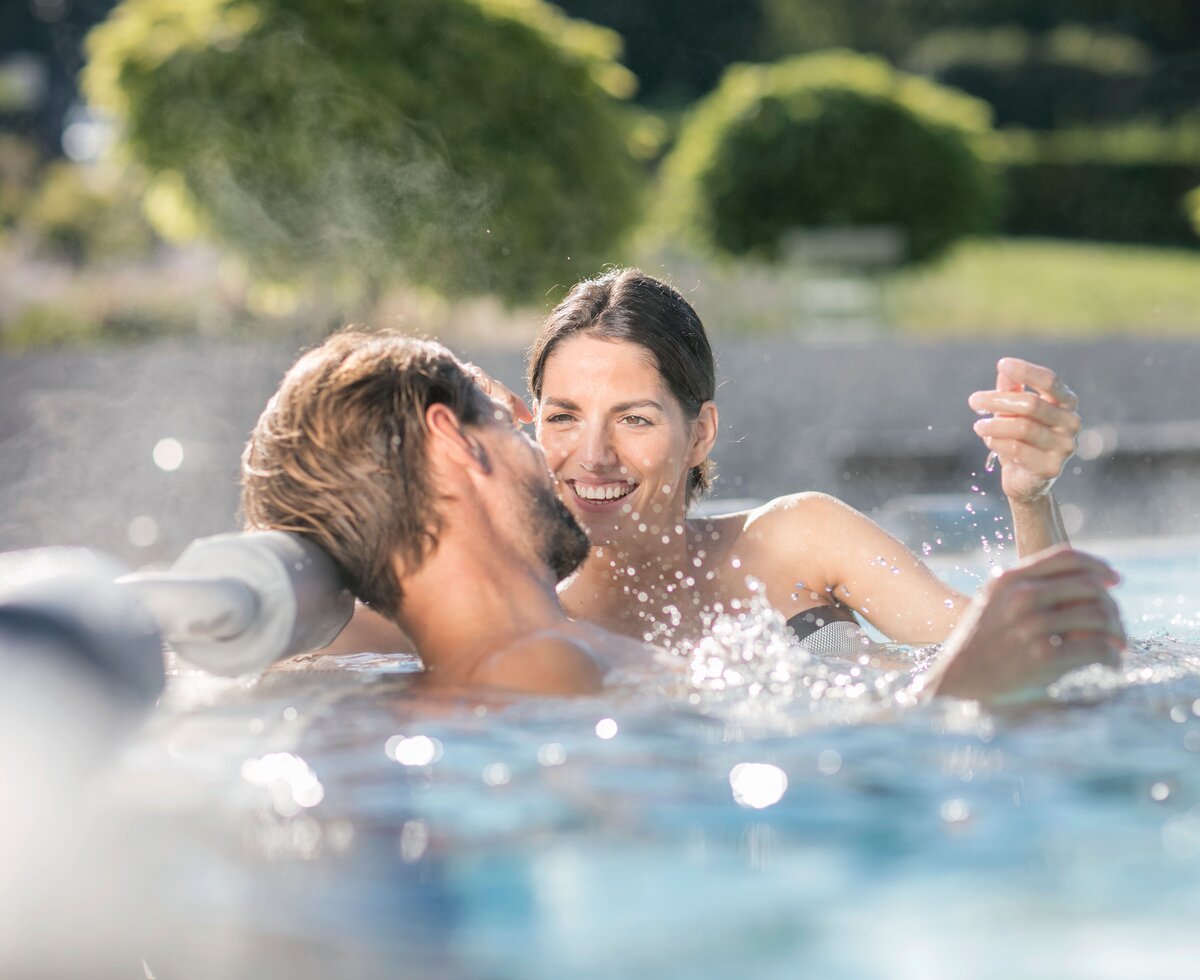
[{"xmin": 729, "ymin": 763, "xmax": 788, "ymax": 809}]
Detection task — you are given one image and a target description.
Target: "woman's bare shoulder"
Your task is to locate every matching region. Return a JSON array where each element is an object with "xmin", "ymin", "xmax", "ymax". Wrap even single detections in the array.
[{"xmin": 739, "ymin": 491, "xmax": 862, "ymax": 542}]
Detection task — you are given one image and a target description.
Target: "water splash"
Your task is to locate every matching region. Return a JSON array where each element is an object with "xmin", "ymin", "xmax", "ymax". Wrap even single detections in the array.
[{"xmin": 663, "ymin": 582, "xmax": 924, "ymax": 728}]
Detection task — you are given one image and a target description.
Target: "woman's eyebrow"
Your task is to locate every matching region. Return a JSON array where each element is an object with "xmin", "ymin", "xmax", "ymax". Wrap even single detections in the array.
[
  {"xmin": 542, "ymin": 396, "xmax": 581, "ymax": 410},
  {"xmin": 612, "ymin": 399, "xmax": 664, "ymax": 413},
  {"xmin": 541, "ymin": 396, "xmax": 665, "ymax": 413}
]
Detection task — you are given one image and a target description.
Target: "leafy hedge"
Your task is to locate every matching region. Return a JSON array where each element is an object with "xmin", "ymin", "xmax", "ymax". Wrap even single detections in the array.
[
  {"xmin": 995, "ymin": 127, "xmax": 1200, "ymax": 247},
  {"xmin": 909, "ymin": 26, "xmax": 1200, "ymax": 131},
  {"xmin": 657, "ymin": 51, "xmax": 1000, "ymax": 264},
  {"xmin": 83, "ymin": 0, "xmax": 643, "ymax": 304}
]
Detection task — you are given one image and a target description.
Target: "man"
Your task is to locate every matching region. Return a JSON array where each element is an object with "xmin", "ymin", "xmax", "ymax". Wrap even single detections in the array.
[{"xmin": 242, "ymin": 330, "xmax": 1125, "ymax": 700}]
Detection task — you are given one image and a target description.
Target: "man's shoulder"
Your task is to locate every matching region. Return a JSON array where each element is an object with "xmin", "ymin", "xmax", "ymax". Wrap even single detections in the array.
[{"xmin": 472, "ymin": 631, "xmax": 605, "ymax": 695}]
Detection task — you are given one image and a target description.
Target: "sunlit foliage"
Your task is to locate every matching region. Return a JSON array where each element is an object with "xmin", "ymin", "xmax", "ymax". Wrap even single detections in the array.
[
  {"xmin": 83, "ymin": 0, "xmax": 643, "ymax": 304},
  {"xmin": 658, "ymin": 51, "xmax": 999, "ymax": 264},
  {"xmin": 21, "ymin": 161, "xmax": 157, "ymax": 265}
]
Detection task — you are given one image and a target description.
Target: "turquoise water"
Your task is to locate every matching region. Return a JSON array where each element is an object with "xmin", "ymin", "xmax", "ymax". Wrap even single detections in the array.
[{"xmin": 115, "ymin": 538, "xmax": 1200, "ymax": 979}]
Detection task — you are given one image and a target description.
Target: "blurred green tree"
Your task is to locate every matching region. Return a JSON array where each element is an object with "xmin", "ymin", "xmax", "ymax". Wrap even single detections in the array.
[
  {"xmin": 658, "ymin": 51, "xmax": 999, "ymax": 264},
  {"xmin": 20, "ymin": 159, "xmax": 158, "ymax": 264},
  {"xmin": 83, "ymin": 0, "xmax": 644, "ymax": 305}
]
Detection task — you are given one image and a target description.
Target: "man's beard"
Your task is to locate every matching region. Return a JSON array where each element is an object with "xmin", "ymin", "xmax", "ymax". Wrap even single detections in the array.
[{"xmin": 524, "ymin": 476, "xmax": 591, "ymax": 582}]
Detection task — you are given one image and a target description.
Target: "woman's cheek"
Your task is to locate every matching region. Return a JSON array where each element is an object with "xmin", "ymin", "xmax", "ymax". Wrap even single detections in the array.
[{"xmin": 537, "ymin": 431, "xmax": 567, "ymax": 471}]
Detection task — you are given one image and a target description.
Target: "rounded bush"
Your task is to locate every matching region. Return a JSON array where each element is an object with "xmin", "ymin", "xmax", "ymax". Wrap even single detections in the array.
[
  {"xmin": 84, "ymin": 0, "xmax": 643, "ymax": 304},
  {"xmin": 658, "ymin": 51, "xmax": 1000, "ymax": 263}
]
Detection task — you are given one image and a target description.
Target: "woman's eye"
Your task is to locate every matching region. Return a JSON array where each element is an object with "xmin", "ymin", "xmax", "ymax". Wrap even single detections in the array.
[{"xmin": 621, "ymin": 415, "xmax": 651, "ymax": 427}]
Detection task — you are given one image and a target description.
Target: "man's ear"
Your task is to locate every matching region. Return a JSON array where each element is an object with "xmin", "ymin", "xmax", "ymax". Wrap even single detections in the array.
[
  {"xmin": 425, "ymin": 403, "xmax": 490, "ymax": 475},
  {"xmin": 687, "ymin": 401, "xmax": 718, "ymax": 469}
]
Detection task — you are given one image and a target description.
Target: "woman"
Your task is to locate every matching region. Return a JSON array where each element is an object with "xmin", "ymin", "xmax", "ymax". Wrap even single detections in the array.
[{"xmin": 524, "ymin": 268, "xmax": 1082, "ymax": 649}]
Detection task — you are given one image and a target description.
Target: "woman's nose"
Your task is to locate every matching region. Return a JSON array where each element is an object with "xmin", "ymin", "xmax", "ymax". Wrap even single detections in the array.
[{"xmin": 578, "ymin": 424, "xmax": 617, "ymax": 471}]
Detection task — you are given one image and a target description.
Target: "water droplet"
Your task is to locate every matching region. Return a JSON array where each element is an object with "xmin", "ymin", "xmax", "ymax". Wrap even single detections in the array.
[
  {"xmin": 816, "ymin": 749, "xmax": 842, "ymax": 775},
  {"xmin": 387, "ymin": 735, "xmax": 442, "ymax": 766},
  {"xmin": 399, "ymin": 820, "xmax": 429, "ymax": 862},
  {"xmin": 127, "ymin": 515, "xmax": 159, "ymax": 548},
  {"xmin": 152, "ymin": 437, "xmax": 184, "ymax": 472}
]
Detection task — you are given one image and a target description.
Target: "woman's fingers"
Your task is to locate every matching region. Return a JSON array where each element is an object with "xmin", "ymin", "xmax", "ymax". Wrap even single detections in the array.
[
  {"xmin": 968, "ymin": 389, "xmax": 1082, "ymax": 435},
  {"xmin": 463, "ymin": 363, "xmax": 534, "ymax": 424},
  {"xmin": 997, "ymin": 357, "xmax": 1079, "ymax": 410},
  {"xmin": 491, "ymin": 378, "xmax": 534, "ymax": 424},
  {"xmin": 976, "ymin": 438, "xmax": 1069, "ymax": 478},
  {"xmin": 973, "ymin": 416, "xmax": 1077, "ymax": 455}
]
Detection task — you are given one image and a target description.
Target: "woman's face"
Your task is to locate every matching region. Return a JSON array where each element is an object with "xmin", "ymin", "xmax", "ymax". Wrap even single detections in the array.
[{"xmin": 536, "ymin": 334, "xmax": 714, "ymax": 546}]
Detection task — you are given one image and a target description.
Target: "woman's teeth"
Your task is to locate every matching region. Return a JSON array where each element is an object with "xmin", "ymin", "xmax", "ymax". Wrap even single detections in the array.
[{"xmin": 573, "ymin": 482, "xmax": 635, "ymax": 502}]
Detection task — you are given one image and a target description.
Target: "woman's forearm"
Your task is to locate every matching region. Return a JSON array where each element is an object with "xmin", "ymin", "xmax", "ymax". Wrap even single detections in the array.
[{"xmin": 1009, "ymin": 493, "xmax": 1069, "ymax": 558}]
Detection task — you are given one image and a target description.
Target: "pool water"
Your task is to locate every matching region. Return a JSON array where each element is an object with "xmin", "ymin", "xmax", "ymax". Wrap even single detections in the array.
[{"xmin": 107, "ymin": 537, "xmax": 1200, "ymax": 979}]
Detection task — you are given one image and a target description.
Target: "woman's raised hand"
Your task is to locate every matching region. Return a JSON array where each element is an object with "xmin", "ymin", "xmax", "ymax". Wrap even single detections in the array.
[
  {"xmin": 464, "ymin": 363, "xmax": 534, "ymax": 425},
  {"xmin": 968, "ymin": 357, "xmax": 1081, "ymax": 504}
]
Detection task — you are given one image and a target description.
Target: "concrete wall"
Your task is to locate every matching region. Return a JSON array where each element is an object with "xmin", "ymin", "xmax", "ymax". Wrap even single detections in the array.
[{"xmin": 2, "ymin": 335, "xmax": 1197, "ymax": 568}]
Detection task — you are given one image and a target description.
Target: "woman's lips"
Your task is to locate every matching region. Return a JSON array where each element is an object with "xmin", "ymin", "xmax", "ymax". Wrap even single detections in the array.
[{"xmin": 566, "ymin": 479, "xmax": 638, "ymax": 513}]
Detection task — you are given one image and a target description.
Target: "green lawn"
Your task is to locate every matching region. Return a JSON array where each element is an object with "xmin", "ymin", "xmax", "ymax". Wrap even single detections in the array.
[{"xmin": 883, "ymin": 238, "xmax": 1200, "ymax": 337}]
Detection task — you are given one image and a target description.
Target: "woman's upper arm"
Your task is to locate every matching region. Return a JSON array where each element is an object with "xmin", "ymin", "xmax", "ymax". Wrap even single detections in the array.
[{"xmin": 758, "ymin": 493, "xmax": 969, "ymax": 643}]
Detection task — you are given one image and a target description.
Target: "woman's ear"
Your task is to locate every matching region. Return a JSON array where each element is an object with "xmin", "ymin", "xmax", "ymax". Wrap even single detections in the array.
[
  {"xmin": 425, "ymin": 403, "xmax": 491, "ymax": 475},
  {"xmin": 687, "ymin": 401, "xmax": 719, "ymax": 468}
]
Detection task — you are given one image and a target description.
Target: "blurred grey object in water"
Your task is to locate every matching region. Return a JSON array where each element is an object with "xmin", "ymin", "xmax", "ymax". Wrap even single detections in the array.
[
  {"xmin": 0, "ymin": 548, "xmax": 165, "ymax": 978},
  {"xmin": 120, "ymin": 530, "xmax": 355, "ymax": 676},
  {"xmin": 0, "ymin": 546, "xmax": 164, "ymax": 711}
]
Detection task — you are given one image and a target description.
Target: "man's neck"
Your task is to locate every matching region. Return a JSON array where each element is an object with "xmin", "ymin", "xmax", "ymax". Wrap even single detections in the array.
[{"xmin": 396, "ymin": 541, "xmax": 573, "ymax": 681}]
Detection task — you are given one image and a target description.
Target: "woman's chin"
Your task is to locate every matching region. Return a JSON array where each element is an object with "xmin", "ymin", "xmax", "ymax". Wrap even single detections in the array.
[{"xmin": 566, "ymin": 506, "xmax": 632, "ymax": 546}]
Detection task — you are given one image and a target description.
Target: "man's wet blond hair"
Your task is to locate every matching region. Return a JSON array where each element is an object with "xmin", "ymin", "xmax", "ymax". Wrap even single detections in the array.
[{"xmin": 241, "ymin": 329, "xmax": 485, "ymax": 618}]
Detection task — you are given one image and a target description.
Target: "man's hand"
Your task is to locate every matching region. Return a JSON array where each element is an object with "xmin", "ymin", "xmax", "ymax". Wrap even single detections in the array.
[
  {"xmin": 929, "ymin": 545, "xmax": 1125, "ymax": 704},
  {"xmin": 969, "ymin": 357, "xmax": 1081, "ymax": 504}
]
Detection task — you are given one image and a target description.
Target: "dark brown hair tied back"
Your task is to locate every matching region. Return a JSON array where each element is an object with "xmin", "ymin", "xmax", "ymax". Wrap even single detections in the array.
[{"xmin": 527, "ymin": 268, "xmax": 717, "ymax": 504}]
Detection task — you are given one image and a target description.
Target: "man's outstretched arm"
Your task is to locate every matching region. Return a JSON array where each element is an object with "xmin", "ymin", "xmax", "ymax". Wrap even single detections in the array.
[{"xmin": 925, "ymin": 545, "xmax": 1125, "ymax": 704}]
